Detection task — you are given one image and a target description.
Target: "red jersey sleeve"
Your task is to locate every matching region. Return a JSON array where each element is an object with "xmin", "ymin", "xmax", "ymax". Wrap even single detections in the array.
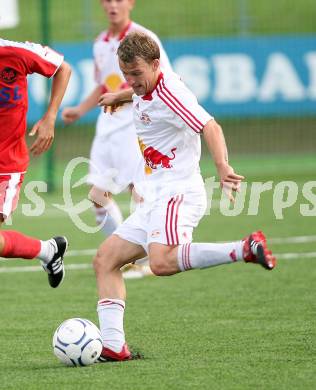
[{"xmin": 18, "ymin": 41, "xmax": 64, "ymax": 78}]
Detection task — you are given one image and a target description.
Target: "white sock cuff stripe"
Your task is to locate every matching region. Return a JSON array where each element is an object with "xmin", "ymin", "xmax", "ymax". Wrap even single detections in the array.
[
  {"xmin": 183, "ymin": 243, "xmax": 192, "ymax": 270},
  {"xmin": 97, "ymin": 298, "xmax": 125, "ymax": 310},
  {"xmin": 178, "ymin": 243, "xmax": 192, "ymax": 271}
]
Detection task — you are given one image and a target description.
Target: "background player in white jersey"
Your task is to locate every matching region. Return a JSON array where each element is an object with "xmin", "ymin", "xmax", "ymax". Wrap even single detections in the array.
[
  {"xmin": 62, "ymin": 0, "xmax": 172, "ymax": 248},
  {"xmin": 94, "ymin": 31, "xmax": 277, "ymax": 361}
]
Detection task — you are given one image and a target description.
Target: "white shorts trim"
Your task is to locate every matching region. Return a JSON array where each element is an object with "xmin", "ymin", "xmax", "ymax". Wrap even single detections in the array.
[{"xmin": 1, "ymin": 173, "xmax": 23, "ymax": 218}]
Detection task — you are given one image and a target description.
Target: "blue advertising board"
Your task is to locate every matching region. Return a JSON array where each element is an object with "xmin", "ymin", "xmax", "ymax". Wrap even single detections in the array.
[{"xmin": 27, "ymin": 35, "xmax": 316, "ymax": 122}]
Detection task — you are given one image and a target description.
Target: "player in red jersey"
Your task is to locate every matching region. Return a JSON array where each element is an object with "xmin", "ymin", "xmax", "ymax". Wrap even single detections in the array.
[
  {"xmin": 0, "ymin": 38, "xmax": 71, "ymax": 288},
  {"xmin": 94, "ymin": 32, "xmax": 277, "ymax": 361}
]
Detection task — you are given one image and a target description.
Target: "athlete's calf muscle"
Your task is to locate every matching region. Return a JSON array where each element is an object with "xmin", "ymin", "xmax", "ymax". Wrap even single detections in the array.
[{"xmin": 148, "ymin": 243, "xmax": 179, "ymax": 276}]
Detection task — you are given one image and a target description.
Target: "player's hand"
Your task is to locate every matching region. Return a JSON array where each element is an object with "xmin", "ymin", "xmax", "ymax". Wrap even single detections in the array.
[
  {"xmin": 61, "ymin": 106, "xmax": 81, "ymax": 124},
  {"xmin": 98, "ymin": 92, "xmax": 130, "ymax": 114},
  {"xmin": 98, "ymin": 92, "xmax": 118, "ymax": 108},
  {"xmin": 217, "ymin": 163, "xmax": 245, "ymax": 203},
  {"xmin": 29, "ymin": 115, "xmax": 55, "ymax": 156}
]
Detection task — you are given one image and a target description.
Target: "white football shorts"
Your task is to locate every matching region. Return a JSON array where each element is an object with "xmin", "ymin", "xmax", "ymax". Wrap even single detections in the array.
[
  {"xmin": 86, "ymin": 108, "xmax": 142, "ymax": 194},
  {"xmin": 114, "ymin": 183, "xmax": 207, "ymax": 251}
]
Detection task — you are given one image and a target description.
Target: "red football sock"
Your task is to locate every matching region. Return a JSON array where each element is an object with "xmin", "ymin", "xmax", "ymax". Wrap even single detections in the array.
[{"xmin": 0, "ymin": 230, "xmax": 41, "ymax": 259}]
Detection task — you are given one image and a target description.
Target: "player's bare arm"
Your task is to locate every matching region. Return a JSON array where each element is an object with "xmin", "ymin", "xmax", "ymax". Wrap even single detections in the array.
[
  {"xmin": 98, "ymin": 87, "xmax": 133, "ymax": 106},
  {"xmin": 98, "ymin": 88, "xmax": 133, "ymax": 113},
  {"xmin": 62, "ymin": 85, "xmax": 103, "ymax": 124},
  {"xmin": 29, "ymin": 61, "xmax": 71, "ymax": 156},
  {"xmin": 203, "ymin": 119, "xmax": 244, "ymax": 200}
]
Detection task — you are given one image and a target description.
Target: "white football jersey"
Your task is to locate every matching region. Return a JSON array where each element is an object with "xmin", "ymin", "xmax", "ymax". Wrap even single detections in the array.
[
  {"xmin": 93, "ymin": 21, "xmax": 172, "ymax": 136},
  {"xmin": 133, "ymin": 71, "xmax": 213, "ymax": 187}
]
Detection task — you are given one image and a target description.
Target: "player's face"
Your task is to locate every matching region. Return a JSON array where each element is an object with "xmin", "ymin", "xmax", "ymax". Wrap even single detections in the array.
[
  {"xmin": 119, "ymin": 57, "xmax": 160, "ymax": 96},
  {"xmin": 100, "ymin": 0, "xmax": 134, "ymax": 25}
]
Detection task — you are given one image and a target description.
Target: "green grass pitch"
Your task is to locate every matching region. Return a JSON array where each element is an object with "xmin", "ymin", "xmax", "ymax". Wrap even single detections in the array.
[
  {"xmin": 1, "ymin": 0, "xmax": 316, "ymax": 386},
  {"xmin": 0, "ymin": 154, "xmax": 315, "ymax": 389},
  {"xmin": 2, "ymin": 0, "xmax": 316, "ymax": 42}
]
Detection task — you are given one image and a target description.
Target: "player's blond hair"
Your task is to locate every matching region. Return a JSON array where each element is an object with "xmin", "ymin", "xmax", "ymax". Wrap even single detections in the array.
[{"xmin": 117, "ymin": 31, "xmax": 160, "ymax": 64}]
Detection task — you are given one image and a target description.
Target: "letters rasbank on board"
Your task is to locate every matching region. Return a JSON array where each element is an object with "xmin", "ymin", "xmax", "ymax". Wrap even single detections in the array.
[{"xmin": 27, "ymin": 36, "xmax": 316, "ymax": 121}]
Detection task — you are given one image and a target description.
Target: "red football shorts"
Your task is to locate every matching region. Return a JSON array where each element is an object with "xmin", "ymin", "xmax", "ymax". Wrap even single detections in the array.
[{"xmin": 0, "ymin": 173, "xmax": 24, "ymax": 219}]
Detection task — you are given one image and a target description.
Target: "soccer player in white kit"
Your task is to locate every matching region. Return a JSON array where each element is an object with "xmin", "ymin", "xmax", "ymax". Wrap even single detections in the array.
[
  {"xmin": 62, "ymin": 0, "xmax": 172, "ymax": 240},
  {"xmin": 93, "ymin": 31, "xmax": 277, "ymax": 362}
]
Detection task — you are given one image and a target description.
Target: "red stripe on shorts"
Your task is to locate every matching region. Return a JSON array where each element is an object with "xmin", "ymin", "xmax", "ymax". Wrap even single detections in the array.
[{"xmin": 165, "ymin": 195, "xmax": 184, "ymax": 246}]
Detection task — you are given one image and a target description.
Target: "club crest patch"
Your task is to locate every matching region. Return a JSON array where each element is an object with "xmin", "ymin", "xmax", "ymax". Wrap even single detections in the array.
[
  {"xmin": 0, "ymin": 67, "xmax": 17, "ymax": 84},
  {"xmin": 140, "ymin": 111, "xmax": 152, "ymax": 125}
]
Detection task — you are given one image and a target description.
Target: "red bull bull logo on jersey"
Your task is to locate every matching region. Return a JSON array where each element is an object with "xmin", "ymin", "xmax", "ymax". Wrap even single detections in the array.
[
  {"xmin": 138, "ymin": 137, "xmax": 176, "ymax": 172},
  {"xmin": 143, "ymin": 146, "xmax": 177, "ymax": 169}
]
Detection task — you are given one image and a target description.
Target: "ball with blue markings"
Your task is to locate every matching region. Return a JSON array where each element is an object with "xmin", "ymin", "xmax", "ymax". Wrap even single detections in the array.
[{"xmin": 53, "ymin": 318, "xmax": 103, "ymax": 366}]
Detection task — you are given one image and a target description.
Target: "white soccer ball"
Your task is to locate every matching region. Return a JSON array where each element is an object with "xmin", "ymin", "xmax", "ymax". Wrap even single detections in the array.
[{"xmin": 52, "ymin": 318, "xmax": 103, "ymax": 366}]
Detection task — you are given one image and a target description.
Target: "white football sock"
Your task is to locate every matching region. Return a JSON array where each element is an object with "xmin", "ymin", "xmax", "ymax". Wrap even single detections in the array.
[
  {"xmin": 94, "ymin": 200, "xmax": 123, "ymax": 236},
  {"xmin": 97, "ymin": 298, "xmax": 126, "ymax": 353},
  {"xmin": 177, "ymin": 241, "xmax": 243, "ymax": 271},
  {"xmin": 37, "ymin": 239, "xmax": 57, "ymax": 263}
]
